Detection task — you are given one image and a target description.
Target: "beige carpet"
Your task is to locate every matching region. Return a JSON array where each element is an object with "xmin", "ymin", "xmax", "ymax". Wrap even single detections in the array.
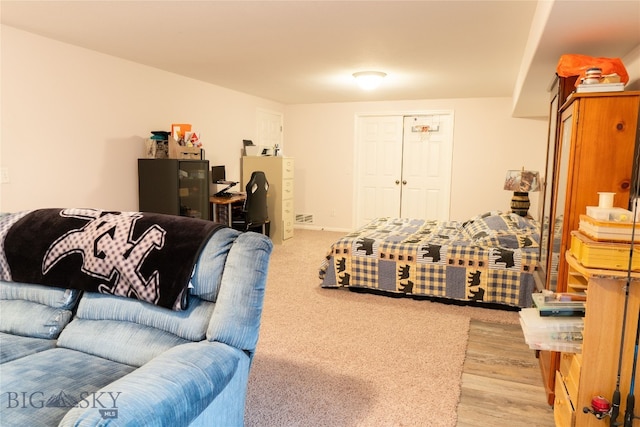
[{"xmin": 245, "ymin": 229, "xmax": 519, "ymax": 427}]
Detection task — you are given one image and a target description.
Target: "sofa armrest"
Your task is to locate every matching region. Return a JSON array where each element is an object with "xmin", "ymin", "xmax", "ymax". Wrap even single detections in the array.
[
  {"xmin": 59, "ymin": 341, "xmax": 245, "ymax": 427},
  {"xmin": 206, "ymin": 231, "xmax": 272, "ymax": 355}
]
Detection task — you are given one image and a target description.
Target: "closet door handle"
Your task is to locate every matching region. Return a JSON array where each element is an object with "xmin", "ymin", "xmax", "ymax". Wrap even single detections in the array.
[
  {"xmin": 395, "ymin": 180, "xmax": 400, "ymax": 185},
  {"xmin": 402, "ymin": 180, "xmax": 407, "ymax": 185}
]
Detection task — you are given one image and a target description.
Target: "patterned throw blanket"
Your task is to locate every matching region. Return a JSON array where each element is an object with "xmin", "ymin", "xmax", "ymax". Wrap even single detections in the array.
[{"xmin": 0, "ymin": 208, "xmax": 223, "ymax": 310}]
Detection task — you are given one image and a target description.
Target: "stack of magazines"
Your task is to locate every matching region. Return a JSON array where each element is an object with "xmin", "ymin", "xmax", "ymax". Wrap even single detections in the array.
[
  {"xmin": 575, "ymin": 82, "xmax": 624, "ymax": 93},
  {"xmin": 532, "ymin": 292, "xmax": 586, "ymax": 317}
]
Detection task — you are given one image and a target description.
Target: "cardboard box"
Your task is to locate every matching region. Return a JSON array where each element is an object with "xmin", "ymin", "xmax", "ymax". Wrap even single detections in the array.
[{"xmin": 168, "ymin": 136, "xmax": 201, "ymax": 159}]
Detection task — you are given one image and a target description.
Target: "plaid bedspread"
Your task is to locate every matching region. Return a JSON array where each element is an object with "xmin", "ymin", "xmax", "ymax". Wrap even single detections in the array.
[{"xmin": 319, "ymin": 212, "xmax": 540, "ymax": 308}]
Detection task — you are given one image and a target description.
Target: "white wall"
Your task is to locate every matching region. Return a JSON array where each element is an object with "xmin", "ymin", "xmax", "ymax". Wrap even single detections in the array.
[
  {"xmin": 624, "ymin": 45, "xmax": 640, "ymax": 91},
  {"xmin": 286, "ymin": 43, "xmax": 640, "ymax": 232},
  {"xmin": 285, "ymin": 99, "xmax": 547, "ymax": 230},
  {"xmin": 0, "ymin": 26, "xmax": 283, "ymax": 212},
  {"xmin": 3, "ymin": 26, "xmax": 638, "ymax": 232}
]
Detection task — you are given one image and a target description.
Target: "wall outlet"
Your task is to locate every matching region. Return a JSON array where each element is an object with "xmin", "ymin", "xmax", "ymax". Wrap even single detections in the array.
[{"xmin": 1, "ymin": 167, "xmax": 9, "ymax": 184}]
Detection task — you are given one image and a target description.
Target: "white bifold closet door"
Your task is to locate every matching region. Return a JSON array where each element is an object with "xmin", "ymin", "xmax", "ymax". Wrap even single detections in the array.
[{"xmin": 355, "ymin": 113, "xmax": 454, "ymax": 227}]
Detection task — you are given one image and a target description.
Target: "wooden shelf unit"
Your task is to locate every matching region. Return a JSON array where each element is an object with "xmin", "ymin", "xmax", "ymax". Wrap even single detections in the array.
[{"xmin": 554, "ymin": 252, "xmax": 640, "ymax": 427}]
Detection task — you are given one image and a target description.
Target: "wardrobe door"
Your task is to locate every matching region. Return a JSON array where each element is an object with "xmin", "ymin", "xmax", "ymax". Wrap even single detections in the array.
[
  {"xmin": 547, "ymin": 104, "xmax": 574, "ymax": 292},
  {"xmin": 537, "ymin": 83, "xmax": 561, "ymax": 289}
]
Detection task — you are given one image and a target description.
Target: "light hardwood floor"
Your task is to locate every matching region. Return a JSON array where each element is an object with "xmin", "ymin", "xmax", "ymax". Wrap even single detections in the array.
[{"xmin": 457, "ymin": 320, "xmax": 555, "ymax": 426}]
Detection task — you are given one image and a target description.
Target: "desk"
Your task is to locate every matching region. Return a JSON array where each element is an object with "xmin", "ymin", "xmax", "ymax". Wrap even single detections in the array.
[{"xmin": 210, "ymin": 194, "xmax": 246, "ymax": 226}]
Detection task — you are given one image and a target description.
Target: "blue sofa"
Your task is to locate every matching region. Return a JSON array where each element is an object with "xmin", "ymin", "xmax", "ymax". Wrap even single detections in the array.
[{"xmin": 0, "ymin": 210, "xmax": 272, "ymax": 427}]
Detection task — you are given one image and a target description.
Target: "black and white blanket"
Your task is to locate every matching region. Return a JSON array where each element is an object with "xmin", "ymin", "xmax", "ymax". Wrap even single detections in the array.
[{"xmin": 0, "ymin": 208, "xmax": 224, "ymax": 310}]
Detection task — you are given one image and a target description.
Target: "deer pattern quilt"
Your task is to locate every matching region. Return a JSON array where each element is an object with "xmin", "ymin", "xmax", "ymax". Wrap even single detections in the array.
[{"xmin": 319, "ymin": 211, "xmax": 539, "ymax": 308}]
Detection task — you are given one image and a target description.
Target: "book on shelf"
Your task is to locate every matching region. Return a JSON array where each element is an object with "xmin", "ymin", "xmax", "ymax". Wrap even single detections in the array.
[
  {"xmin": 576, "ymin": 83, "xmax": 624, "ymax": 93},
  {"xmin": 532, "ymin": 293, "xmax": 586, "ymax": 317},
  {"xmin": 541, "ymin": 291, "xmax": 586, "ymax": 305}
]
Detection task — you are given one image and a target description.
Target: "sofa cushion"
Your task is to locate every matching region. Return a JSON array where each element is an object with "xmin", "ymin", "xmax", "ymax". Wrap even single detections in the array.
[
  {"xmin": 59, "ymin": 342, "xmax": 244, "ymax": 427},
  {"xmin": 0, "ymin": 299, "xmax": 73, "ymax": 339},
  {"xmin": 74, "ymin": 292, "xmax": 215, "ymax": 341},
  {"xmin": 55, "ymin": 292, "xmax": 216, "ymax": 367},
  {"xmin": 0, "ymin": 281, "xmax": 80, "ymax": 310},
  {"xmin": 0, "ymin": 332, "xmax": 57, "ymax": 363},
  {"xmin": 0, "ymin": 281, "xmax": 81, "ymax": 340},
  {"xmin": 0, "ymin": 347, "xmax": 135, "ymax": 426},
  {"xmin": 190, "ymin": 227, "xmax": 238, "ymax": 302},
  {"xmin": 57, "ymin": 319, "xmax": 192, "ymax": 367}
]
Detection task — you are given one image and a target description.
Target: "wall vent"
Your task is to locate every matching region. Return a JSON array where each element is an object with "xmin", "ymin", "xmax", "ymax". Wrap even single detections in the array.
[{"xmin": 295, "ymin": 213, "xmax": 314, "ymax": 224}]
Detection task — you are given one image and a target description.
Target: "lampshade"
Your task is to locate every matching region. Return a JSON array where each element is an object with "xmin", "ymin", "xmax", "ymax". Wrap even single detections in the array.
[
  {"xmin": 503, "ymin": 169, "xmax": 540, "ymax": 192},
  {"xmin": 353, "ymin": 71, "xmax": 387, "ymax": 90}
]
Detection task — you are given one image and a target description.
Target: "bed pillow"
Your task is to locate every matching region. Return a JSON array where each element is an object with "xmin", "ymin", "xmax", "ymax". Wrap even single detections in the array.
[
  {"xmin": 462, "ymin": 211, "xmax": 538, "ymax": 237},
  {"xmin": 470, "ymin": 229, "xmax": 539, "ymax": 249}
]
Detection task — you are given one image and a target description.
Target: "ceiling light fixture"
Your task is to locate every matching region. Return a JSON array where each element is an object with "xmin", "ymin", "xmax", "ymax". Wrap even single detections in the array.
[{"xmin": 353, "ymin": 71, "xmax": 387, "ymax": 90}]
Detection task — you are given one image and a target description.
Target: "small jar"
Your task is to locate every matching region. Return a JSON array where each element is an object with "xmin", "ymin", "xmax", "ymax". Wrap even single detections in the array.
[{"xmin": 584, "ymin": 67, "xmax": 602, "ymax": 84}]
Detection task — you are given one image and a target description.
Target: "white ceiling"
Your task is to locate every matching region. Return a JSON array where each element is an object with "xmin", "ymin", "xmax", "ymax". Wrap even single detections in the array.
[{"xmin": 2, "ymin": 1, "xmax": 639, "ymax": 117}]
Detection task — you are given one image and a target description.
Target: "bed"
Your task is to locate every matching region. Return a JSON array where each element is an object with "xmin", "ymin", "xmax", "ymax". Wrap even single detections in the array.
[{"xmin": 319, "ymin": 211, "xmax": 540, "ymax": 309}]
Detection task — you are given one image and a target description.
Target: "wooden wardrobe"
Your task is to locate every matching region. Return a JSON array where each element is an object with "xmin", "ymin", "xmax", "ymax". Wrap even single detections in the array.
[{"xmin": 536, "ymin": 87, "xmax": 640, "ymax": 405}]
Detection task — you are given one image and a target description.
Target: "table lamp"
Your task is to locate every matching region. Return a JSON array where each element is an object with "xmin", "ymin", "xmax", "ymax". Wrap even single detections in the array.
[{"xmin": 504, "ymin": 168, "xmax": 540, "ymax": 217}]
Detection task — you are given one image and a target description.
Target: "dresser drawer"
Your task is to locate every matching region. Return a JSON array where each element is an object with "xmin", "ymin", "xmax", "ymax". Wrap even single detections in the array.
[
  {"xmin": 283, "ymin": 219, "xmax": 294, "ymax": 240},
  {"xmin": 283, "ymin": 206, "xmax": 294, "ymax": 226},
  {"xmin": 558, "ymin": 353, "xmax": 581, "ymax": 423},
  {"xmin": 283, "ymin": 158, "xmax": 294, "ymax": 179},
  {"xmin": 559, "ymin": 353, "xmax": 575, "ymax": 380},
  {"xmin": 563, "ymin": 353, "xmax": 581, "ymax": 405},
  {"xmin": 282, "ymin": 179, "xmax": 294, "ymax": 200},
  {"xmin": 554, "ymin": 370, "xmax": 575, "ymax": 427},
  {"xmin": 282, "ymin": 198, "xmax": 293, "ymax": 217}
]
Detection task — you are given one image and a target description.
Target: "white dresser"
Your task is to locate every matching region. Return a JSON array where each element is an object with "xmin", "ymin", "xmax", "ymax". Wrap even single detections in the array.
[{"xmin": 242, "ymin": 156, "xmax": 294, "ymax": 244}]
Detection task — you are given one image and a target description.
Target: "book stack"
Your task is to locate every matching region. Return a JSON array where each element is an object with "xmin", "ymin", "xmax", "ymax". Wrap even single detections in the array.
[
  {"xmin": 532, "ymin": 292, "xmax": 586, "ymax": 317},
  {"xmin": 576, "ymin": 82, "xmax": 624, "ymax": 93}
]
